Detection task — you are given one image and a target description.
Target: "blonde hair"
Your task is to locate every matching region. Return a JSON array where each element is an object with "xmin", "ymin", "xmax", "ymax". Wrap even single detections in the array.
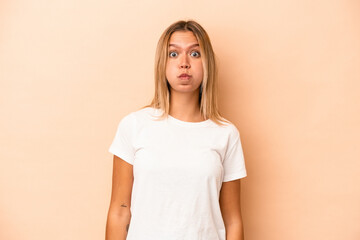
[{"xmin": 142, "ymin": 19, "xmax": 230, "ymax": 126}]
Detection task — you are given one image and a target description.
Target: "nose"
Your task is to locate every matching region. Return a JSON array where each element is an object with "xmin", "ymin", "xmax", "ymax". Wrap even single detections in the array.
[{"xmin": 179, "ymin": 54, "xmax": 190, "ymax": 69}]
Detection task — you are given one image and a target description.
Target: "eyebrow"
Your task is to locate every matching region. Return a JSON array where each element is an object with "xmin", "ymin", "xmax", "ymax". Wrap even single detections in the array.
[{"xmin": 169, "ymin": 43, "xmax": 199, "ymax": 49}]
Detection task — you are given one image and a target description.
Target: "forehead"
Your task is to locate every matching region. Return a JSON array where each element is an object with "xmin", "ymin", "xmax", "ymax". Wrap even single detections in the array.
[{"xmin": 168, "ymin": 31, "xmax": 199, "ymax": 48}]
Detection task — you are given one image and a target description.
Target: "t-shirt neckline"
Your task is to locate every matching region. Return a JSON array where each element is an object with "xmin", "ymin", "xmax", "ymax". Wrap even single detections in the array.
[
  {"xmin": 167, "ymin": 114, "xmax": 211, "ymax": 127},
  {"xmin": 150, "ymin": 107, "xmax": 212, "ymax": 127}
]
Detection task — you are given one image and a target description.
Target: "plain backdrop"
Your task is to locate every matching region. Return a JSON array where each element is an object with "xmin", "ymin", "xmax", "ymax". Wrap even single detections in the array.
[{"xmin": 0, "ymin": 0, "xmax": 359, "ymax": 239}]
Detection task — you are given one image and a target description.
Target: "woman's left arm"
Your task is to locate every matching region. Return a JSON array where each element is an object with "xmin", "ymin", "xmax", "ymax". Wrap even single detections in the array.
[{"xmin": 219, "ymin": 179, "xmax": 245, "ymax": 240}]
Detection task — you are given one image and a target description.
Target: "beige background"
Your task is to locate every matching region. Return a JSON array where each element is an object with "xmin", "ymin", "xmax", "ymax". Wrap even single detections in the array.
[{"xmin": 1, "ymin": 0, "xmax": 359, "ymax": 239}]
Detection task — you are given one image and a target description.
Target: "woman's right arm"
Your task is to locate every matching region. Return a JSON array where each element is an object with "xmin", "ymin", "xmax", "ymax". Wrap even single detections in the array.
[{"xmin": 105, "ymin": 155, "xmax": 134, "ymax": 240}]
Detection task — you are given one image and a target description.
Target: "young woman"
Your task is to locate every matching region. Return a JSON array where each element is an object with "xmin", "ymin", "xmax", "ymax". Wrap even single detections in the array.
[{"xmin": 105, "ymin": 20, "xmax": 247, "ymax": 240}]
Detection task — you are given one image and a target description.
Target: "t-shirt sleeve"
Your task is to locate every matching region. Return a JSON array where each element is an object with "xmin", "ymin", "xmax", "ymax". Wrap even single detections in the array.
[
  {"xmin": 222, "ymin": 125, "xmax": 247, "ymax": 182},
  {"xmin": 108, "ymin": 113, "xmax": 135, "ymax": 165}
]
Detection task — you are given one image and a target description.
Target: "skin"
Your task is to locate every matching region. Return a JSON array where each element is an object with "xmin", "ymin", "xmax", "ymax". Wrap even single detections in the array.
[
  {"xmin": 167, "ymin": 30, "xmax": 245, "ymax": 239},
  {"xmin": 105, "ymin": 30, "xmax": 244, "ymax": 240},
  {"xmin": 105, "ymin": 155, "xmax": 133, "ymax": 240},
  {"xmin": 220, "ymin": 179, "xmax": 245, "ymax": 240},
  {"xmin": 166, "ymin": 30, "xmax": 205, "ymax": 122}
]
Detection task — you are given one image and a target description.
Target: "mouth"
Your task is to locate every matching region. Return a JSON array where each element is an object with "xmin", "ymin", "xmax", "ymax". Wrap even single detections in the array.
[{"xmin": 178, "ymin": 73, "xmax": 192, "ymax": 79}]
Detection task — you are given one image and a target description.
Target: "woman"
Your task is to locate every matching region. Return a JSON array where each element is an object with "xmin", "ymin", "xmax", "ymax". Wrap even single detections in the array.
[{"xmin": 105, "ymin": 20, "xmax": 247, "ymax": 240}]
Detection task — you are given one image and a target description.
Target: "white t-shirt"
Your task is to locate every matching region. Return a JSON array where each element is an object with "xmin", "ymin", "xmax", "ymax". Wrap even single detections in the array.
[{"xmin": 109, "ymin": 106, "xmax": 247, "ymax": 240}]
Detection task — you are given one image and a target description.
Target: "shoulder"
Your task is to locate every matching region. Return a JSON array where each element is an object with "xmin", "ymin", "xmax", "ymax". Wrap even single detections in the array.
[
  {"xmin": 208, "ymin": 118, "xmax": 241, "ymax": 149},
  {"xmin": 130, "ymin": 106, "xmax": 161, "ymax": 122},
  {"xmin": 212, "ymin": 117, "xmax": 240, "ymax": 137},
  {"xmin": 117, "ymin": 106, "xmax": 159, "ymax": 126}
]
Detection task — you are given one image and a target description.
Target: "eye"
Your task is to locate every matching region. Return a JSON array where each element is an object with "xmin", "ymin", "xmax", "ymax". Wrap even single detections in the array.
[
  {"xmin": 190, "ymin": 51, "xmax": 201, "ymax": 57},
  {"xmin": 169, "ymin": 51, "xmax": 178, "ymax": 57}
]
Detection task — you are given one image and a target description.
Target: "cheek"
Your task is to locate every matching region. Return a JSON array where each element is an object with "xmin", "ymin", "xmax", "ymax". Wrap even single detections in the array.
[
  {"xmin": 165, "ymin": 62, "xmax": 172, "ymax": 78},
  {"xmin": 167, "ymin": 62, "xmax": 174, "ymax": 70},
  {"xmin": 195, "ymin": 62, "xmax": 204, "ymax": 76}
]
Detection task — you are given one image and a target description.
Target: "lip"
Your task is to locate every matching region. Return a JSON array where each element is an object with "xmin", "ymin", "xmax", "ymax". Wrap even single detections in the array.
[{"xmin": 178, "ymin": 73, "xmax": 192, "ymax": 78}]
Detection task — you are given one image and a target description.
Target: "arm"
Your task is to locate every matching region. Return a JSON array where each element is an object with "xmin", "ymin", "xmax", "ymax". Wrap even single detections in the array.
[
  {"xmin": 219, "ymin": 179, "xmax": 245, "ymax": 240},
  {"xmin": 105, "ymin": 155, "xmax": 134, "ymax": 240}
]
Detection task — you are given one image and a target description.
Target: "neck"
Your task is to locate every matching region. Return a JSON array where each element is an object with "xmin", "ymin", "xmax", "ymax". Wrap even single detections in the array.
[{"xmin": 169, "ymin": 88, "xmax": 204, "ymax": 122}]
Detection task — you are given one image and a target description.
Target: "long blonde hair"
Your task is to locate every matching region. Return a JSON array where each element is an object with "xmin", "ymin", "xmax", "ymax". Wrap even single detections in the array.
[{"xmin": 142, "ymin": 19, "xmax": 230, "ymax": 126}]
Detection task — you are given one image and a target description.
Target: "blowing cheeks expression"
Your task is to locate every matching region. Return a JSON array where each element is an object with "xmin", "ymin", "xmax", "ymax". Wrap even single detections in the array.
[{"xmin": 165, "ymin": 30, "xmax": 204, "ymax": 94}]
